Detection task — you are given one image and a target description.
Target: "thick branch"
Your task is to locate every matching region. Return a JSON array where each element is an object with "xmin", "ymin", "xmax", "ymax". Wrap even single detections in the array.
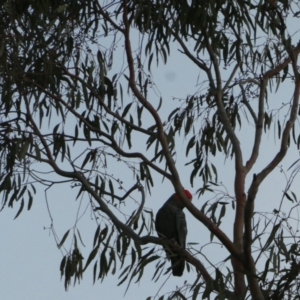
[
  {"xmin": 250, "ymin": 52, "xmax": 300, "ymax": 190},
  {"xmin": 122, "ymin": 3, "xmax": 241, "ymax": 265},
  {"xmin": 184, "ymin": 201, "xmax": 242, "ymax": 262},
  {"xmin": 205, "ymin": 33, "xmax": 247, "ymax": 298},
  {"xmin": 205, "ymin": 38, "xmax": 243, "ymax": 169},
  {"xmin": 171, "ymin": 29, "xmax": 215, "ymax": 87},
  {"xmin": 140, "ymin": 236, "xmax": 238, "ymax": 300},
  {"xmin": 244, "ymin": 47, "xmax": 300, "ymax": 300},
  {"xmin": 25, "ymin": 126, "xmax": 235, "ymax": 298},
  {"xmin": 122, "ymin": 0, "xmax": 198, "ymax": 216},
  {"xmin": 122, "ymin": 2, "xmax": 180, "ymax": 187},
  {"xmin": 240, "ymin": 83, "xmax": 258, "ymax": 124},
  {"xmin": 244, "ymin": 174, "xmax": 264, "ymax": 300},
  {"xmin": 245, "ymin": 78, "xmax": 267, "ymax": 172},
  {"xmin": 245, "ymin": 43, "xmax": 300, "ymax": 172}
]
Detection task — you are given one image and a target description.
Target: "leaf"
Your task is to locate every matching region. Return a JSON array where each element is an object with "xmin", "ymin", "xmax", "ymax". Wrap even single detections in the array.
[
  {"xmin": 74, "ymin": 125, "xmax": 78, "ymax": 146},
  {"xmin": 291, "ymin": 191, "xmax": 297, "ymax": 202},
  {"xmin": 99, "ymin": 251, "xmax": 108, "ymax": 277},
  {"xmin": 118, "ymin": 265, "xmax": 131, "ymax": 281},
  {"xmin": 218, "ymin": 204, "xmax": 226, "ymax": 225},
  {"xmin": 185, "ymin": 116, "xmax": 194, "ymax": 135},
  {"xmin": 148, "ymin": 53, "xmax": 154, "ymax": 71},
  {"xmin": 192, "ymin": 282, "xmax": 202, "ymax": 300},
  {"xmin": 58, "ymin": 229, "xmax": 70, "ymax": 249},
  {"xmin": 287, "ymin": 158, "xmax": 300, "ymax": 171},
  {"xmin": 131, "ymin": 247, "xmax": 136, "ymax": 271},
  {"xmin": 117, "ymin": 266, "xmax": 130, "ymax": 286},
  {"xmin": 83, "ymin": 246, "xmax": 99, "ymax": 272},
  {"xmin": 97, "ymin": 50, "xmax": 103, "ymax": 66},
  {"xmin": 284, "ymin": 192, "xmax": 293, "ymax": 202},
  {"xmin": 263, "ymin": 223, "xmax": 281, "ymax": 250},
  {"xmin": 122, "ymin": 102, "xmax": 133, "ymax": 118},
  {"xmin": 14, "ymin": 198, "xmax": 24, "ymax": 219},
  {"xmin": 17, "ymin": 185, "xmax": 27, "ymax": 200},
  {"xmin": 156, "ymin": 96, "xmax": 162, "ymax": 111},
  {"xmin": 34, "ymin": 143, "xmax": 41, "ymax": 160},
  {"xmin": 277, "ymin": 120, "xmax": 281, "ymax": 139},
  {"xmin": 93, "ymin": 225, "xmax": 100, "ymax": 248},
  {"xmin": 98, "ymin": 226, "xmax": 108, "ymax": 244},
  {"xmin": 93, "ymin": 261, "xmax": 97, "ymax": 284},
  {"xmin": 125, "ymin": 124, "xmax": 132, "ymax": 149},
  {"xmin": 60, "ymin": 255, "xmax": 67, "ymax": 278},
  {"xmin": 27, "ymin": 190, "xmax": 33, "ymax": 210},
  {"xmin": 261, "ymin": 258, "xmax": 270, "ymax": 283},
  {"xmin": 168, "ymin": 107, "xmax": 180, "ymax": 121},
  {"xmin": 109, "ymin": 180, "xmax": 114, "ymax": 202},
  {"xmin": 76, "ymin": 229, "xmax": 86, "ymax": 247},
  {"xmin": 81, "ymin": 151, "xmax": 92, "ymax": 169},
  {"xmin": 137, "ymin": 105, "xmax": 143, "ymax": 126}
]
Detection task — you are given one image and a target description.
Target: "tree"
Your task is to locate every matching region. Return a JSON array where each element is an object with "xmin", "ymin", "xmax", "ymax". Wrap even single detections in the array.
[{"xmin": 1, "ymin": 0, "xmax": 300, "ymax": 299}]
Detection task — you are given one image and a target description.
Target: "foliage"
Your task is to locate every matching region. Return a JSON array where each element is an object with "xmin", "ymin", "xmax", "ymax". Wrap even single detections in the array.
[{"xmin": 1, "ymin": 0, "xmax": 300, "ymax": 299}]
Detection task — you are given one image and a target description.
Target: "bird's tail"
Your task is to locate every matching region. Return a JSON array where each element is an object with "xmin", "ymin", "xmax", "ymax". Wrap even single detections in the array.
[{"xmin": 170, "ymin": 256, "xmax": 185, "ymax": 277}]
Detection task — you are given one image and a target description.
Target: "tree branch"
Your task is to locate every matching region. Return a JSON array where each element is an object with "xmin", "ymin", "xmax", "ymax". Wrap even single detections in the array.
[
  {"xmin": 205, "ymin": 33, "xmax": 247, "ymax": 298},
  {"xmin": 245, "ymin": 77, "xmax": 266, "ymax": 172},
  {"xmin": 23, "ymin": 78, "xmax": 172, "ymax": 180},
  {"xmin": 60, "ymin": 67, "xmax": 157, "ymax": 138},
  {"xmin": 171, "ymin": 29, "xmax": 215, "ymax": 87},
  {"xmin": 245, "ymin": 43, "xmax": 300, "ymax": 172},
  {"xmin": 249, "ymin": 46, "xmax": 300, "ymax": 190},
  {"xmin": 244, "ymin": 46, "xmax": 300, "ymax": 300},
  {"xmin": 140, "ymin": 236, "xmax": 238, "ymax": 300},
  {"xmin": 205, "ymin": 37, "xmax": 243, "ymax": 168},
  {"xmin": 95, "ymin": 1, "xmax": 125, "ymax": 33},
  {"xmin": 23, "ymin": 113, "xmax": 237, "ymax": 299},
  {"xmin": 122, "ymin": 2, "xmax": 241, "ymax": 266},
  {"xmin": 240, "ymin": 83, "xmax": 258, "ymax": 125}
]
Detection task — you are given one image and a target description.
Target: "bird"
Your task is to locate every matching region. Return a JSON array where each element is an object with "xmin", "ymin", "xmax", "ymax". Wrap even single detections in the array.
[{"xmin": 155, "ymin": 189, "xmax": 192, "ymax": 276}]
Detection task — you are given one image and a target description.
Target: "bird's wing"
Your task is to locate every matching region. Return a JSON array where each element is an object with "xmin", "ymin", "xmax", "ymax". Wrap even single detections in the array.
[{"xmin": 175, "ymin": 210, "xmax": 187, "ymax": 248}]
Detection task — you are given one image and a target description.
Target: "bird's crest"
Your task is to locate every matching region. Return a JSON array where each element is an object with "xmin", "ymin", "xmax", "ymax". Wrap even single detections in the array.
[{"xmin": 175, "ymin": 189, "xmax": 192, "ymax": 201}]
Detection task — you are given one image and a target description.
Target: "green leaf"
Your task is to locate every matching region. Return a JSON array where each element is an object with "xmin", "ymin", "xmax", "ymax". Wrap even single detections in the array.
[
  {"xmin": 19, "ymin": 140, "xmax": 29, "ymax": 160},
  {"xmin": 83, "ymin": 246, "xmax": 99, "ymax": 272},
  {"xmin": 27, "ymin": 191, "xmax": 33, "ymax": 210},
  {"xmin": 122, "ymin": 102, "xmax": 133, "ymax": 118},
  {"xmin": 76, "ymin": 229, "xmax": 86, "ymax": 247},
  {"xmin": 93, "ymin": 225, "xmax": 100, "ymax": 248},
  {"xmin": 284, "ymin": 192, "xmax": 293, "ymax": 202},
  {"xmin": 98, "ymin": 226, "xmax": 108, "ymax": 244},
  {"xmin": 168, "ymin": 108, "xmax": 180, "ymax": 121},
  {"xmin": 108, "ymin": 180, "xmax": 114, "ymax": 202},
  {"xmin": 185, "ymin": 116, "xmax": 193, "ymax": 135},
  {"xmin": 192, "ymin": 282, "xmax": 202, "ymax": 300},
  {"xmin": 263, "ymin": 223, "xmax": 281, "ymax": 250},
  {"xmin": 81, "ymin": 151, "xmax": 92, "ymax": 169},
  {"xmin": 60, "ymin": 256, "xmax": 67, "ymax": 278},
  {"xmin": 14, "ymin": 198, "xmax": 24, "ymax": 219},
  {"xmin": 156, "ymin": 96, "xmax": 162, "ymax": 111},
  {"xmin": 93, "ymin": 261, "xmax": 97, "ymax": 284},
  {"xmin": 58, "ymin": 229, "xmax": 70, "ymax": 249},
  {"xmin": 74, "ymin": 125, "xmax": 79, "ymax": 146}
]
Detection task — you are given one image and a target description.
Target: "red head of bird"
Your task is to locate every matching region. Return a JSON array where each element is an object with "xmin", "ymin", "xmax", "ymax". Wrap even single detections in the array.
[{"xmin": 175, "ymin": 189, "xmax": 192, "ymax": 201}]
